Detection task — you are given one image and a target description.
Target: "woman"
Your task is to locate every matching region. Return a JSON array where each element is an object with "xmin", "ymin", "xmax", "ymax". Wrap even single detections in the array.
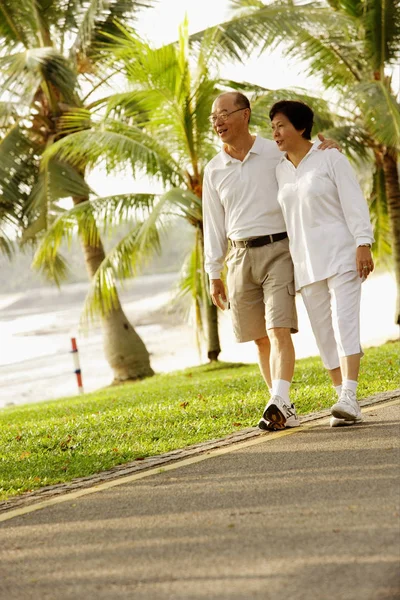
[{"xmin": 270, "ymin": 100, "xmax": 374, "ymax": 427}]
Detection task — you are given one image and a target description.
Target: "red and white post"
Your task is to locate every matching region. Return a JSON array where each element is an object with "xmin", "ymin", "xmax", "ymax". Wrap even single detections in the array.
[{"xmin": 70, "ymin": 337, "xmax": 84, "ymax": 394}]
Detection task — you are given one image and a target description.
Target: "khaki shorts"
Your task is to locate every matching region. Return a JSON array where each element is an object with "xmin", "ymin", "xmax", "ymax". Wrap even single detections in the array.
[{"xmin": 226, "ymin": 237, "xmax": 298, "ymax": 343}]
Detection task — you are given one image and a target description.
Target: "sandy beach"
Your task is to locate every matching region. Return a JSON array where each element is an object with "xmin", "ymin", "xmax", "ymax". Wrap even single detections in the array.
[{"xmin": 0, "ymin": 270, "xmax": 398, "ymax": 409}]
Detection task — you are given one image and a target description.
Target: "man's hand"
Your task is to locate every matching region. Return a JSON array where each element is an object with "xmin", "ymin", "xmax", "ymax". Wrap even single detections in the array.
[
  {"xmin": 317, "ymin": 133, "xmax": 341, "ymax": 152},
  {"xmin": 356, "ymin": 246, "xmax": 374, "ymax": 279},
  {"xmin": 210, "ymin": 278, "xmax": 228, "ymax": 310}
]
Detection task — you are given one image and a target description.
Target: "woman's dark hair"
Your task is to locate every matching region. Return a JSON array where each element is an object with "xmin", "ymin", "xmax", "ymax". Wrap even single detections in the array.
[{"xmin": 269, "ymin": 100, "xmax": 314, "ymax": 140}]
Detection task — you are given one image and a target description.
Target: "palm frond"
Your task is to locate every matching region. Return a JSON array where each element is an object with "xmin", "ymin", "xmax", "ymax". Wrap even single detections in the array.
[
  {"xmin": 73, "ymin": 0, "xmax": 154, "ymax": 57},
  {"xmin": 362, "ymin": 0, "xmax": 400, "ymax": 71},
  {"xmin": 42, "ymin": 121, "xmax": 185, "ymax": 186},
  {"xmin": 79, "ymin": 219, "xmax": 162, "ymax": 325},
  {"xmin": 368, "ymin": 162, "xmax": 393, "ymax": 262},
  {"xmin": 350, "ymin": 81, "xmax": 400, "ymax": 150},
  {"xmin": 0, "ymin": 124, "xmax": 38, "ymax": 223},
  {"xmin": 0, "ymin": 211, "xmax": 18, "ymax": 257},
  {"xmin": 0, "ymin": 47, "xmax": 79, "ymax": 106},
  {"xmin": 0, "ymin": 100, "xmax": 20, "ymax": 128},
  {"xmin": 78, "ymin": 187, "xmax": 202, "ymax": 325},
  {"xmin": 70, "ymin": 0, "xmax": 110, "ymax": 56},
  {"xmin": 192, "ymin": 0, "xmax": 359, "ymax": 81},
  {"xmin": 33, "ymin": 249, "xmax": 71, "ymax": 286},
  {"xmin": 317, "ymin": 124, "xmax": 373, "ymax": 164},
  {"xmin": 0, "ymin": 0, "xmax": 40, "ymax": 48},
  {"xmin": 20, "ymin": 159, "xmax": 93, "ymax": 241}
]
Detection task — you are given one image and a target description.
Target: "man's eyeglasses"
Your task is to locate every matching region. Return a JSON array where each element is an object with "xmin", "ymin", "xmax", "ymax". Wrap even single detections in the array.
[{"xmin": 208, "ymin": 107, "xmax": 247, "ymax": 125}]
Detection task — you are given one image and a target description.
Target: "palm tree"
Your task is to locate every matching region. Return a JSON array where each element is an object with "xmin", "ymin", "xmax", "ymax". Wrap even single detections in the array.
[
  {"xmin": 192, "ymin": 0, "xmax": 400, "ymax": 324},
  {"xmin": 35, "ymin": 20, "xmax": 238, "ymax": 361},
  {"xmin": 0, "ymin": 0, "xmax": 155, "ymax": 381}
]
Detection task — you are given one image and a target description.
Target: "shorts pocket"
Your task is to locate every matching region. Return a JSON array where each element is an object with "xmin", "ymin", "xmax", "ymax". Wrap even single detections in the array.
[{"xmin": 287, "ymin": 282, "xmax": 296, "ymax": 296}]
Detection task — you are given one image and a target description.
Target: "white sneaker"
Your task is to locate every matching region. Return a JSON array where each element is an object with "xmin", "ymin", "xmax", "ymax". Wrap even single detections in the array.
[
  {"xmin": 331, "ymin": 389, "xmax": 362, "ymax": 421},
  {"xmin": 330, "ymin": 415, "xmax": 363, "ymax": 428},
  {"xmin": 262, "ymin": 395, "xmax": 300, "ymax": 428}
]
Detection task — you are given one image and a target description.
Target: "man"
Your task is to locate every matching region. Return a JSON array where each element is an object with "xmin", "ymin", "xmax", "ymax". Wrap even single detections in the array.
[{"xmin": 202, "ymin": 91, "xmax": 338, "ymax": 431}]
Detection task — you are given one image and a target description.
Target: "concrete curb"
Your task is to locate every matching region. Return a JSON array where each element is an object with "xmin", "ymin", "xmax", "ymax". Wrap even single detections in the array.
[{"xmin": 1, "ymin": 388, "xmax": 399, "ymax": 514}]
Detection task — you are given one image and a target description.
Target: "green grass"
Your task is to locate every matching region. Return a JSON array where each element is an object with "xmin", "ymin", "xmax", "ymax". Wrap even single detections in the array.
[{"xmin": 1, "ymin": 342, "xmax": 399, "ymax": 501}]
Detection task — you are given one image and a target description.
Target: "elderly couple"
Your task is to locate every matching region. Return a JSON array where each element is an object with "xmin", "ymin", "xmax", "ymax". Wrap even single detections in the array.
[{"xmin": 203, "ymin": 92, "xmax": 374, "ymax": 430}]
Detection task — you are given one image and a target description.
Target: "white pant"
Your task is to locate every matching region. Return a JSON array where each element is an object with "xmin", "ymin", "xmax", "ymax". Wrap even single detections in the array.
[{"xmin": 300, "ymin": 271, "xmax": 362, "ymax": 370}]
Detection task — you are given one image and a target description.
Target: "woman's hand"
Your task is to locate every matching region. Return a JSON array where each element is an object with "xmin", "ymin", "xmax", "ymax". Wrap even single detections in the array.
[{"xmin": 356, "ymin": 246, "xmax": 374, "ymax": 279}]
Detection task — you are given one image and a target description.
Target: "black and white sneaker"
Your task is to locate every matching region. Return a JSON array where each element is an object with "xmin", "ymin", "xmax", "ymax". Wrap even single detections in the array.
[{"xmin": 260, "ymin": 395, "xmax": 300, "ymax": 429}]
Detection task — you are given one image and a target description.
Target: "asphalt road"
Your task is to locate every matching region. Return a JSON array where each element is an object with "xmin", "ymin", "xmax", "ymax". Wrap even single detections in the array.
[{"xmin": 1, "ymin": 402, "xmax": 399, "ymax": 600}]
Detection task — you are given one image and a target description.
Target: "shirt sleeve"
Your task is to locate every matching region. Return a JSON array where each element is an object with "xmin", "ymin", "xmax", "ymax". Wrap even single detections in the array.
[
  {"xmin": 329, "ymin": 152, "xmax": 375, "ymax": 246},
  {"xmin": 202, "ymin": 165, "xmax": 228, "ymax": 280}
]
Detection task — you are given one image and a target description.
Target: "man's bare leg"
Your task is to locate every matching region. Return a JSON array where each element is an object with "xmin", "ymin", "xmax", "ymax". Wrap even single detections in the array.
[
  {"xmin": 267, "ymin": 327, "xmax": 295, "ymax": 384},
  {"xmin": 259, "ymin": 327, "xmax": 298, "ymax": 429},
  {"xmin": 255, "ymin": 335, "xmax": 272, "ymax": 390}
]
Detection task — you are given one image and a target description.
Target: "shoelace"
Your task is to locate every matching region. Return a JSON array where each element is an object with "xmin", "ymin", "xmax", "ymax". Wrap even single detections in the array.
[
  {"xmin": 285, "ymin": 404, "xmax": 296, "ymax": 418},
  {"xmin": 341, "ymin": 390, "xmax": 356, "ymax": 405}
]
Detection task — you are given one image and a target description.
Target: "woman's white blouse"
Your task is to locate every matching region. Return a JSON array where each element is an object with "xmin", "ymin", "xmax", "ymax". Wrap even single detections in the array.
[{"xmin": 275, "ymin": 143, "xmax": 374, "ymax": 290}]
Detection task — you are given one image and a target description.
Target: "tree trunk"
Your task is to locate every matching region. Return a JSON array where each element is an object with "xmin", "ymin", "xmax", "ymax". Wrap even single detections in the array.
[
  {"xmin": 382, "ymin": 149, "xmax": 400, "ymax": 325},
  {"xmin": 206, "ymin": 300, "xmax": 221, "ymax": 361},
  {"xmin": 198, "ymin": 226, "xmax": 221, "ymax": 361},
  {"xmin": 73, "ymin": 196, "xmax": 154, "ymax": 382}
]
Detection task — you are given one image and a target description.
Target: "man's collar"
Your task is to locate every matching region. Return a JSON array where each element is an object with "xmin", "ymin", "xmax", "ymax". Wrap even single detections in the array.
[{"xmin": 221, "ymin": 135, "xmax": 261, "ymax": 164}]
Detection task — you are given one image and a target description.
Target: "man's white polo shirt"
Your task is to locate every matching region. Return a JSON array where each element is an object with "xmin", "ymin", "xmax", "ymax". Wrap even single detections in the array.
[
  {"xmin": 275, "ymin": 143, "xmax": 374, "ymax": 290},
  {"xmin": 203, "ymin": 135, "xmax": 286, "ymax": 280}
]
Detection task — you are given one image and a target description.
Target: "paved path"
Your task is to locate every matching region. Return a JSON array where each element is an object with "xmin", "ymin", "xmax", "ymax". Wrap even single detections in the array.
[{"xmin": 1, "ymin": 401, "xmax": 399, "ymax": 600}]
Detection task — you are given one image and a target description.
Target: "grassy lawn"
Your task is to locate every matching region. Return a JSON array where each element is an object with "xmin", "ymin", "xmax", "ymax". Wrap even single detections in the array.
[{"xmin": 1, "ymin": 341, "xmax": 399, "ymax": 501}]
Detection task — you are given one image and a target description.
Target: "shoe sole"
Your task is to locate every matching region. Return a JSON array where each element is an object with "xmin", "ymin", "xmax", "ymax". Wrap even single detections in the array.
[
  {"xmin": 330, "ymin": 416, "xmax": 363, "ymax": 428},
  {"xmin": 263, "ymin": 404, "xmax": 287, "ymax": 427},
  {"xmin": 258, "ymin": 418, "xmax": 285, "ymax": 431},
  {"xmin": 331, "ymin": 406, "xmax": 359, "ymax": 421}
]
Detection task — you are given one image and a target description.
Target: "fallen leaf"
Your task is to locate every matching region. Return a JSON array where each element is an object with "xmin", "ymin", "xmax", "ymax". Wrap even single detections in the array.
[
  {"xmin": 19, "ymin": 451, "xmax": 31, "ymax": 460},
  {"xmin": 180, "ymin": 401, "xmax": 189, "ymax": 409},
  {"xmin": 233, "ymin": 423, "xmax": 242, "ymax": 427},
  {"xmin": 60, "ymin": 435, "xmax": 72, "ymax": 450}
]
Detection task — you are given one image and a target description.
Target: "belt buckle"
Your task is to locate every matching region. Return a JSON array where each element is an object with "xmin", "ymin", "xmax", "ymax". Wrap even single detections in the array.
[{"xmin": 243, "ymin": 239, "xmax": 250, "ymax": 248}]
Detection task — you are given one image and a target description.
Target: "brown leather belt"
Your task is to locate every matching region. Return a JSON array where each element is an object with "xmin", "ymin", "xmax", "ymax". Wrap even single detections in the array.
[{"xmin": 230, "ymin": 232, "xmax": 288, "ymax": 248}]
